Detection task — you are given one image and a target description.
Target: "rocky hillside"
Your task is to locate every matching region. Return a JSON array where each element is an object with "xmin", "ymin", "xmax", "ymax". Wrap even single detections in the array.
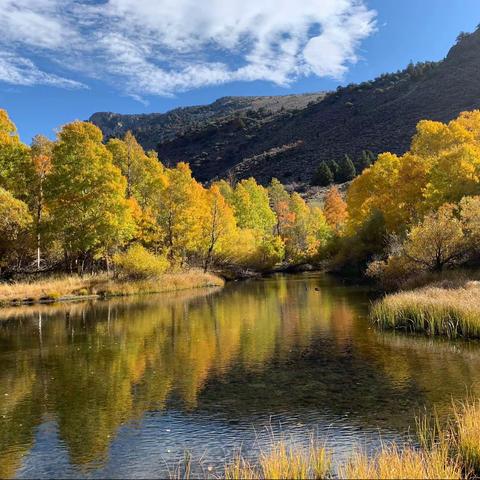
[
  {"xmin": 90, "ymin": 28, "xmax": 480, "ymax": 185},
  {"xmin": 90, "ymin": 94, "xmax": 323, "ymax": 152}
]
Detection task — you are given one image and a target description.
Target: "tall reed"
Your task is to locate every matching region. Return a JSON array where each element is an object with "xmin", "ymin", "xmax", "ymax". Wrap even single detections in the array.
[
  {"xmin": 224, "ymin": 436, "xmax": 332, "ymax": 480},
  {"xmin": 371, "ymin": 282, "xmax": 480, "ymax": 338},
  {"xmin": 339, "ymin": 443, "xmax": 462, "ymax": 480},
  {"xmin": 452, "ymin": 398, "xmax": 480, "ymax": 475}
]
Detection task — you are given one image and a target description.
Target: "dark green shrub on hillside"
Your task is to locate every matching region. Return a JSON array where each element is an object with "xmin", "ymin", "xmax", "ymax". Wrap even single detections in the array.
[
  {"xmin": 312, "ymin": 161, "xmax": 334, "ymax": 186},
  {"xmin": 328, "ymin": 159, "xmax": 339, "ymax": 178},
  {"xmin": 336, "ymin": 155, "xmax": 356, "ymax": 182},
  {"xmin": 358, "ymin": 150, "xmax": 375, "ymax": 172}
]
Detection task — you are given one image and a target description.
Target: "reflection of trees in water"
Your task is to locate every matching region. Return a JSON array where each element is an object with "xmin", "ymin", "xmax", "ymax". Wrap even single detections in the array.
[
  {"xmin": 363, "ymin": 332, "xmax": 480, "ymax": 417},
  {"xmin": 1, "ymin": 275, "xmax": 480, "ymax": 475}
]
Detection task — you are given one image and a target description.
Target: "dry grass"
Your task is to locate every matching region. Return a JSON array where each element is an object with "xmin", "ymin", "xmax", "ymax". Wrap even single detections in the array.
[
  {"xmin": 371, "ymin": 281, "xmax": 480, "ymax": 338},
  {"xmin": 0, "ymin": 270, "xmax": 224, "ymax": 307},
  {"xmin": 339, "ymin": 443, "xmax": 462, "ymax": 480},
  {"xmin": 453, "ymin": 399, "xmax": 480, "ymax": 474},
  {"xmin": 224, "ymin": 437, "xmax": 332, "ymax": 480}
]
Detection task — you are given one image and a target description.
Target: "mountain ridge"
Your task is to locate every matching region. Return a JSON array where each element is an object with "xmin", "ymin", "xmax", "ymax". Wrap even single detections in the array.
[{"xmin": 90, "ymin": 27, "xmax": 480, "ymax": 185}]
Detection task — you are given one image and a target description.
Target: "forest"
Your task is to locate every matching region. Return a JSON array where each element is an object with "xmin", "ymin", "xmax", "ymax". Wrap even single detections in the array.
[
  {"xmin": 2, "ymin": 107, "xmax": 480, "ymax": 291},
  {"xmin": 0, "ymin": 109, "xmax": 333, "ymax": 280}
]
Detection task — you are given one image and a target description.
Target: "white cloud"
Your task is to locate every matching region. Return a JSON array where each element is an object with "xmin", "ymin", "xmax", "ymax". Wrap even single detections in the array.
[
  {"xmin": 0, "ymin": 53, "xmax": 86, "ymax": 89},
  {"xmin": 0, "ymin": 0, "xmax": 376, "ymax": 97},
  {"xmin": 0, "ymin": 0, "xmax": 74, "ymax": 49}
]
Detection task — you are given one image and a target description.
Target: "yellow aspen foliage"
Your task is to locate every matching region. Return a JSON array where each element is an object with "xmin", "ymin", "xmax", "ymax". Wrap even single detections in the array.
[
  {"xmin": 346, "ymin": 109, "xmax": 480, "ymax": 237},
  {"xmin": 107, "ymin": 132, "xmax": 167, "ymax": 209},
  {"xmin": 225, "ymin": 229, "xmax": 284, "ymax": 271},
  {"xmin": 29, "ymin": 134, "xmax": 54, "ymax": 268},
  {"xmin": 200, "ymin": 184, "xmax": 237, "ymax": 271},
  {"xmin": 0, "ymin": 109, "xmax": 31, "ymax": 197},
  {"xmin": 155, "ymin": 162, "xmax": 209, "ymax": 265},
  {"xmin": 411, "ymin": 119, "xmax": 472, "ymax": 158},
  {"xmin": 0, "ymin": 188, "xmax": 32, "ymax": 269},
  {"xmin": 394, "ymin": 152, "xmax": 433, "ymax": 223},
  {"xmin": 231, "ymin": 178, "xmax": 276, "ymax": 234},
  {"xmin": 283, "ymin": 194, "xmax": 330, "ymax": 263},
  {"xmin": 424, "ymin": 143, "xmax": 480, "ymax": 208},
  {"xmin": 269, "ymin": 178, "xmax": 295, "ymax": 236},
  {"xmin": 346, "ymin": 152, "xmax": 401, "ymax": 232},
  {"xmin": 403, "ymin": 204, "xmax": 467, "ymax": 272},
  {"xmin": 46, "ymin": 121, "xmax": 135, "ymax": 266}
]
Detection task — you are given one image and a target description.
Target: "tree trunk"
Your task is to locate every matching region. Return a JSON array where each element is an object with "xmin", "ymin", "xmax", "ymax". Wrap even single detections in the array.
[
  {"xmin": 36, "ymin": 185, "xmax": 43, "ymax": 270},
  {"xmin": 204, "ymin": 245, "xmax": 214, "ymax": 273}
]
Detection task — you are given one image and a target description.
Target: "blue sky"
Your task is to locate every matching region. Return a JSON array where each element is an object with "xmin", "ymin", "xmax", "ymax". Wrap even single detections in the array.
[{"xmin": 1, "ymin": 0, "xmax": 480, "ymax": 143}]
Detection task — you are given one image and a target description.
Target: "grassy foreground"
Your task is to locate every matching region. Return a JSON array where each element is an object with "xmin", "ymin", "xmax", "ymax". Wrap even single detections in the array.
[
  {"xmin": 0, "ymin": 270, "xmax": 224, "ymax": 307},
  {"xmin": 371, "ymin": 280, "xmax": 480, "ymax": 338},
  {"xmin": 168, "ymin": 398, "xmax": 480, "ymax": 479}
]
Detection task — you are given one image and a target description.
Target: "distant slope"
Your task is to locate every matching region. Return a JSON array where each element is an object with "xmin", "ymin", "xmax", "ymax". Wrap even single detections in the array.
[
  {"xmin": 90, "ymin": 94, "xmax": 323, "ymax": 152},
  {"xmin": 90, "ymin": 28, "xmax": 480, "ymax": 185}
]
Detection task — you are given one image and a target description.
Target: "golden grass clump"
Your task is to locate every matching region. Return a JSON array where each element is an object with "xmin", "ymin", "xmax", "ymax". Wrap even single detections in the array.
[
  {"xmin": 339, "ymin": 443, "xmax": 462, "ymax": 480},
  {"xmin": 0, "ymin": 270, "xmax": 224, "ymax": 307},
  {"xmin": 224, "ymin": 437, "xmax": 332, "ymax": 480},
  {"xmin": 371, "ymin": 281, "xmax": 480, "ymax": 338},
  {"xmin": 453, "ymin": 398, "xmax": 480, "ymax": 474}
]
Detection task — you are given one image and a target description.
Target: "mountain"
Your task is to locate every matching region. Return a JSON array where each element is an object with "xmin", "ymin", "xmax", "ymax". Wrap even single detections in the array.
[
  {"xmin": 90, "ymin": 28, "xmax": 480, "ymax": 186},
  {"xmin": 89, "ymin": 94, "xmax": 323, "ymax": 152}
]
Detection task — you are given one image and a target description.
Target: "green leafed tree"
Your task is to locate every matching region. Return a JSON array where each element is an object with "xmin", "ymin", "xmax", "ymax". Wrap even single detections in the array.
[
  {"xmin": 231, "ymin": 178, "xmax": 276, "ymax": 234},
  {"xmin": 107, "ymin": 132, "xmax": 166, "ymax": 210}
]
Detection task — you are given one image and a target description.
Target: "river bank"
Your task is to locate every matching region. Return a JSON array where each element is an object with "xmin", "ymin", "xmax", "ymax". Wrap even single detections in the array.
[
  {"xmin": 0, "ymin": 270, "xmax": 224, "ymax": 307},
  {"xmin": 371, "ymin": 278, "xmax": 480, "ymax": 339}
]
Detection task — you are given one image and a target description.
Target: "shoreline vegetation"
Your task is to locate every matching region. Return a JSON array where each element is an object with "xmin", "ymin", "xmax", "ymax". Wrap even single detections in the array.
[
  {"xmin": 0, "ymin": 109, "xmax": 335, "ymax": 300},
  {"xmin": 2, "ymin": 107, "xmax": 480, "ymax": 330},
  {"xmin": 371, "ymin": 271, "xmax": 480, "ymax": 338},
  {"xmin": 0, "ymin": 270, "xmax": 224, "ymax": 307},
  {"xmin": 167, "ymin": 398, "xmax": 480, "ymax": 479}
]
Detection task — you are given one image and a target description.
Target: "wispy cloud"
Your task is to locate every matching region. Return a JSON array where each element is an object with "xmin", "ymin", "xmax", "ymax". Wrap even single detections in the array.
[
  {"xmin": 0, "ymin": 53, "xmax": 86, "ymax": 89},
  {"xmin": 0, "ymin": 0, "xmax": 376, "ymax": 97}
]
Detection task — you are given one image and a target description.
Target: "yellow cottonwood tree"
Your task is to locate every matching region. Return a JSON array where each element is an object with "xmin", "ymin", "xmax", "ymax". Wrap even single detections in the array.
[
  {"xmin": 0, "ymin": 109, "xmax": 31, "ymax": 198},
  {"xmin": 0, "ymin": 188, "xmax": 32, "ymax": 271},
  {"xmin": 200, "ymin": 185, "xmax": 237, "ymax": 271},
  {"xmin": 29, "ymin": 134, "xmax": 54, "ymax": 269},
  {"xmin": 156, "ymin": 162, "xmax": 208, "ymax": 264},
  {"xmin": 403, "ymin": 204, "xmax": 467, "ymax": 272},
  {"xmin": 46, "ymin": 121, "xmax": 135, "ymax": 270}
]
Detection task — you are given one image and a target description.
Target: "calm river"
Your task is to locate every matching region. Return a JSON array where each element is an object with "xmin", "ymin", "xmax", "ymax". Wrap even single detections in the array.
[{"xmin": 1, "ymin": 273, "xmax": 480, "ymax": 478}]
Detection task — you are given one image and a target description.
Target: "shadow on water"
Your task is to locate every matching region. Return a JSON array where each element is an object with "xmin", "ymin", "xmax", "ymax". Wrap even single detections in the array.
[{"xmin": 1, "ymin": 273, "xmax": 480, "ymax": 477}]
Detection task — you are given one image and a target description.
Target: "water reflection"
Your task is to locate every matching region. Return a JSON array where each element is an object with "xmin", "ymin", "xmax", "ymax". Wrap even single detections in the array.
[{"xmin": 1, "ymin": 274, "xmax": 480, "ymax": 478}]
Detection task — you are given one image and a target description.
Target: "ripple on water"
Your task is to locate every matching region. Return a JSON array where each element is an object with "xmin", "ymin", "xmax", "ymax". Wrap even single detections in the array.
[{"xmin": 2, "ymin": 273, "xmax": 480, "ymax": 478}]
